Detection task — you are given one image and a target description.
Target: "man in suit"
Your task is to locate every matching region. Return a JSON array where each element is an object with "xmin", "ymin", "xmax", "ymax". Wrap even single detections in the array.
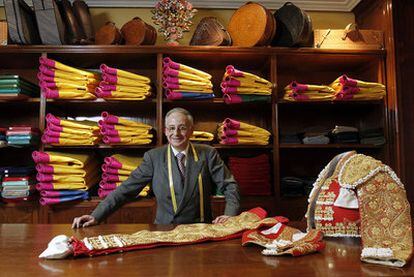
[{"xmin": 72, "ymin": 107, "xmax": 240, "ymax": 227}]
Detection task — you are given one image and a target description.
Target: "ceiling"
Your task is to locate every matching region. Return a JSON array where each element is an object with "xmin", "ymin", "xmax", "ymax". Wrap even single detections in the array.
[{"xmin": 1, "ymin": 0, "xmax": 362, "ymax": 12}]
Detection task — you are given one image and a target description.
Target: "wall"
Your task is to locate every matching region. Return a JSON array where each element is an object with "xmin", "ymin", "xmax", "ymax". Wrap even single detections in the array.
[{"xmin": 0, "ymin": 7, "xmax": 354, "ymax": 45}]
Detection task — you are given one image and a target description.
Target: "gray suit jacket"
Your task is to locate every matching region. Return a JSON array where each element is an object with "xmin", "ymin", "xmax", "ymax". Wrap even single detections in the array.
[{"xmin": 91, "ymin": 144, "xmax": 240, "ymax": 224}]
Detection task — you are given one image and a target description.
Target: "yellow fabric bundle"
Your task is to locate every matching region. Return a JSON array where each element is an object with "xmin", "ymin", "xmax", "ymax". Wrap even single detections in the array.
[
  {"xmin": 190, "ymin": 131, "xmax": 214, "ymax": 142},
  {"xmin": 110, "ymin": 155, "xmax": 143, "ymax": 171},
  {"xmin": 48, "ymin": 116, "xmax": 100, "ymax": 131},
  {"xmin": 39, "ymin": 152, "xmax": 93, "ymax": 168},
  {"xmin": 218, "ymin": 118, "xmax": 271, "ymax": 145}
]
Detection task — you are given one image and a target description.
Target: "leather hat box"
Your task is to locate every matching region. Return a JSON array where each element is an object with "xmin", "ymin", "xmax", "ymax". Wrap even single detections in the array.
[{"xmin": 314, "ymin": 23, "xmax": 384, "ymax": 50}]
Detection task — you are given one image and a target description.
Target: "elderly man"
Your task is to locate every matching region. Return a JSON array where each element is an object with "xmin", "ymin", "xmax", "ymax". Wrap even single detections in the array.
[{"xmin": 72, "ymin": 107, "xmax": 240, "ymax": 227}]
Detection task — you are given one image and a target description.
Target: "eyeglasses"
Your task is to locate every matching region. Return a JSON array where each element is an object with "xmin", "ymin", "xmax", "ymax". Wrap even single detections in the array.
[{"xmin": 166, "ymin": 125, "xmax": 188, "ymax": 133}]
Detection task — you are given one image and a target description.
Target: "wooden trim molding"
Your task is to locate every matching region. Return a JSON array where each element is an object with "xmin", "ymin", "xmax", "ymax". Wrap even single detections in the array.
[{"xmin": 1, "ymin": 0, "xmax": 361, "ymax": 11}]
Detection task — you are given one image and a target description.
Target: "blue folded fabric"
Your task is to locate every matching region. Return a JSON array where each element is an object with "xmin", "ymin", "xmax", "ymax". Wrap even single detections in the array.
[
  {"xmin": 0, "ymin": 166, "xmax": 35, "ymax": 177},
  {"xmin": 40, "ymin": 192, "xmax": 89, "ymax": 205}
]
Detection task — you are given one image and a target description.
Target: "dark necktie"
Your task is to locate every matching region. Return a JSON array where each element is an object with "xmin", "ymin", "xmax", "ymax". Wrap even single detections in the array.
[{"xmin": 176, "ymin": 152, "xmax": 186, "ymax": 184}]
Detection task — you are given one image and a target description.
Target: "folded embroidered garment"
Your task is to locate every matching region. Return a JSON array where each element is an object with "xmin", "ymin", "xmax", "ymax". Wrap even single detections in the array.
[
  {"xmin": 40, "ymin": 80, "xmax": 96, "ymax": 91},
  {"xmin": 43, "ymin": 88, "xmax": 97, "ymax": 100},
  {"xmin": 218, "ymin": 128, "xmax": 269, "ymax": 140},
  {"xmin": 36, "ymin": 160, "xmax": 98, "ymax": 176},
  {"xmin": 283, "ymin": 90, "xmax": 335, "ymax": 101},
  {"xmin": 41, "ymin": 136, "xmax": 99, "ymax": 145},
  {"xmin": 100, "ymin": 112, "xmax": 152, "ymax": 128},
  {"xmin": 223, "ymin": 94, "xmax": 270, "ymax": 104},
  {"xmin": 331, "ymin": 74, "xmax": 386, "ymax": 89},
  {"xmin": 163, "ymin": 57, "xmax": 212, "ymax": 79},
  {"xmin": 46, "ymin": 123, "xmax": 99, "ymax": 136},
  {"xmin": 222, "ymin": 86, "xmax": 271, "ymax": 95},
  {"xmin": 101, "ymin": 165, "xmax": 131, "ymax": 176},
  {"xmin": 103, "ymin": 154, "xmax": 142, "ymax": 171},
  {"xmin": 100, "ymin": 64, "xmax": 151, "ymax": 84},
  {"xmin": 95, "ymin": 89, "xmax": 149, "ymax": 100},
  {"xmin": 102, "ymin": 136, "xmax": 152, "ymax": 145},
  {"xmin": 102, "ymin": 74, "xmax": 151, "ymax": 87},
  {"xmin": 335, "ymin": 91, "xmax": 385, "ymax": 100},
  {"xmin": 219, "ymin": 136, "xmax": 269, "ymax": 145},
  {"xmin": 102, "ymin": 173, "xmax": 129, "ymax": 182},
  {"xmin": 285, "ymin": 81, "xmax": 335, "ymax": 93},
  {"xmin": 163, "ymin": 67, "xmax": 210, "ymax": 83},
  {"xmin": 99, "ymin": 123, "xmax": 150, "ymax": 133},
  {"xmin": 221, "ymin": 118, "xmax": 271, "ymax": 136},
  {"xmin": 46, "ymin": 114, "xmax": 100, "ymax": 131},
  {"xmin": 99, "ymin": 181, "xmax": 122, "ymax": 190},
  {"xmin": 40, "ymin": 57, "xmax": 99, "ymax": 79},
  {"xmin": 32, "ymin": 151, "xmax": 93, "ymax": 168},
  {"xmin": 98, "ymin": 185, "xmax": 150, "ymax": 198},
  {"xmin": 39, "ymin": 192, "xmax": 89, "ymax": 205},
  {"xmin": 163, "ymin": 82, "xmax": 213, "ymax": 92},
  {"xmin": 44, "ymin": 129, "xmax": 98, "ymax": 139},
  {"xmin": 38, "ymin": 72, "xmax": 98, "ymax": 86},
  {"xmin": 164, "ymin": 76, "xmax": 211, "ymax": 86},
  {"xmin": 224, "ymin": 66, "xmax": 271, "ymax": 85},
  {"xmin": 39, "ymin": 65, "xmax": 99, "ymax": 82},
  {"xmin": 40, "ymin": 189, "xmax": 88, "ymax": 198},
  {"xmin": 100, "ymin": 128, "xmax": 150, "ymax": 137},
  {"xmin": 39, "ymin": 207, "xmax": 282, "ymax": 259},
  {"xmin": 222, "ymin": 76, "xmax": 273, "ymax": 89},
  {"xmin": 165, "ymin": 90, "xmax": 215, "ymax": 100},
  {"xmin": 190, "ymin": 131, "xmax": 214, "ymax": 142},
  {"xmin": 36, "ymin": 182, "xmax": 91, "ymax": 191},
  {"xmin": 242, "ymin": 222, "xmax": 325, "ymax": 256}
]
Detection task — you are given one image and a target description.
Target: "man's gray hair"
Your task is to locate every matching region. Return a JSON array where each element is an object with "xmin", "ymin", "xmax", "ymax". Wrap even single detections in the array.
[{"xmin": 165, "ymin": 107, "xmax": 194, "ymax": 126}]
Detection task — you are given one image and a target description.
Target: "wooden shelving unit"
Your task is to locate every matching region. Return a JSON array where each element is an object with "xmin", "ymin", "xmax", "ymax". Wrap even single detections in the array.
[{"xmin": 0, "ymin": 45, "xmax": 392, "ymax": 223}]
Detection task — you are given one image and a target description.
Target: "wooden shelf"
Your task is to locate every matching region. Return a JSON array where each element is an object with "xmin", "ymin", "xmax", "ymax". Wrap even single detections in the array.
[
  {"xmin": 0, "ymin": 98, "xmax": 40, "ymax": 103},
  {"xmin": 277, "ymin": 99, "xmax": 384, "ymax": 105},
  {"xmin": 213, "ymin": 144, "xmax": 273, "ymax": 149},
  {"xmin": 0, "ymin": 45, "xmax": 387, "ymax": 55},
  {"xmin": 280, "ymin": 143, "xmax": 382, "ymax": 149},
  {"xmin": 43, "ymin": 144, "xmax": 155, "ymax": 149},
  {"xmin": 46, "ymin": 98, "xmax": 157, "ymax": 104}
]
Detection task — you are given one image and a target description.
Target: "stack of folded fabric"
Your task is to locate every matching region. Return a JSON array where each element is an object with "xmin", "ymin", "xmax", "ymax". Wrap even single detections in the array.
[
  {"xmin": 0, "ymin": 128, "xmax": 7, "ymax": 148},
  {"xmin": 330, "ymin": 74, "xmax": 386, "ymax": 101},
  {"xmin": 283, "ymin": 81, "xmax": 335, "ymax": 101},
  {"xmin": 32, "ymin": 151, "xmax": 99, "ymax": 205},
  {"xmin": 279, "ymin": 132, "xmax": 301, "ymax": 144},
  {"xmin": 99, "ymin": 154, "xmax": 150, "ymax": 198},
  {"xmin": 0, "ymin": 166, "xmax": 36, "ymax": 201},
  {"xmin": 96, "ymin": 64, "xmax": 152, "ymax": 101},
  {"xmin": 228, "ymin": 154, "xmax": 271, "ymax": 195},
  {"xmin": 218, "ymin": 118, "xmax": 271, "ymax": 145},
  {"xmin": 302, "ymin": 126, "xmax": 330, "ymax": 144},
  {"xmin": 99, "ymin": 112, "xmax": 153, "ymax": 145},
  {"xmin": 221, "ymin": 66, "xmax": 273, "ymax": 104},
  {"xmin": 0, "ymin": 75, "xmax": 39, "ymax": 100},
  {"xmin": 190, "ymin": 131, "xmax": 214, "ymax": 143},
  {"xmin": 6, "ymin": 126, "xmax": 40, "ymax": 146},
  {"xmin": 360, "ymin": 128, "xmax": 386, "ymax": 146},
  {"xmin": 42, "ymin": 113, "xmax": 100, "ymax": 146},
  {"xmin": 163, "ymin": 57, "xmax": 214, "ymax": 100},
  {"xmin": 38, "ymin": 57, "xmax": 100, "ymax": 100},
  {"xmin": 330, "ymin": 125, "xmax": 359, "ymax": 144}
]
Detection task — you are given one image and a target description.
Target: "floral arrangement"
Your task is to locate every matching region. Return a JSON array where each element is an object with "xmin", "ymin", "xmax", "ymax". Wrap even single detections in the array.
[{"xmin": 152, "ymin": 0, "xmax": 197, "ymax": 45}]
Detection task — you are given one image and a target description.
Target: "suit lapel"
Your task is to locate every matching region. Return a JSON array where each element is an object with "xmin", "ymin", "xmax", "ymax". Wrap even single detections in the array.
[{"xmin": 177, "ymin": 146, "xmax": 203, "ymax": 214}]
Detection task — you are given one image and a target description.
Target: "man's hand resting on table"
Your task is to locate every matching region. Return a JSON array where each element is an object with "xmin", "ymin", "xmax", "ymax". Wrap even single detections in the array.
[
  {"xmin": 72, "ymin": 215, "xmax": 97, "ymax": 228},
  {"xmin": 212, "ymin": 215, "xmax": 230, "ymax": 224}
]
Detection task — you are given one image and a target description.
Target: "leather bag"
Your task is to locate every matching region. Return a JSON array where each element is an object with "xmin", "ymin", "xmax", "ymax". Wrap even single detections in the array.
[
  {"xmin": 95, "ymin": 22, "xmax": 122, "ymax": 45},
  {"xmin": 33, "ymin": 0, "xmax": 66, "ymax": 45},
  {"xmin": 4, "ymin": 0, "xmax": 41, "ymax": 44},
  {"xmin": 120, "ymin": 17, "xmax": 157, "ymax": 45},
  {"xmin": 190, "ymin": 17, "xmax": 231, "ymax": 46},
  {"xmin": 271, "ymin": 2, "xmax": 313, "ymax": 47},
  {"xmin": 227, "ymin": 2, "xmax": 276, "ymax": 47}
]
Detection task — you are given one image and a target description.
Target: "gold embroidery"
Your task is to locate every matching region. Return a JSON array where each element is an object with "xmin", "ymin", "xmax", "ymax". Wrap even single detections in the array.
[
  {"xmin": 358, "ymin": 171, "xmax": 412, "ymax": 265},
  {"xmin": 84, "ymin": 211, "xmax": 279, "ymax": 250}
]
